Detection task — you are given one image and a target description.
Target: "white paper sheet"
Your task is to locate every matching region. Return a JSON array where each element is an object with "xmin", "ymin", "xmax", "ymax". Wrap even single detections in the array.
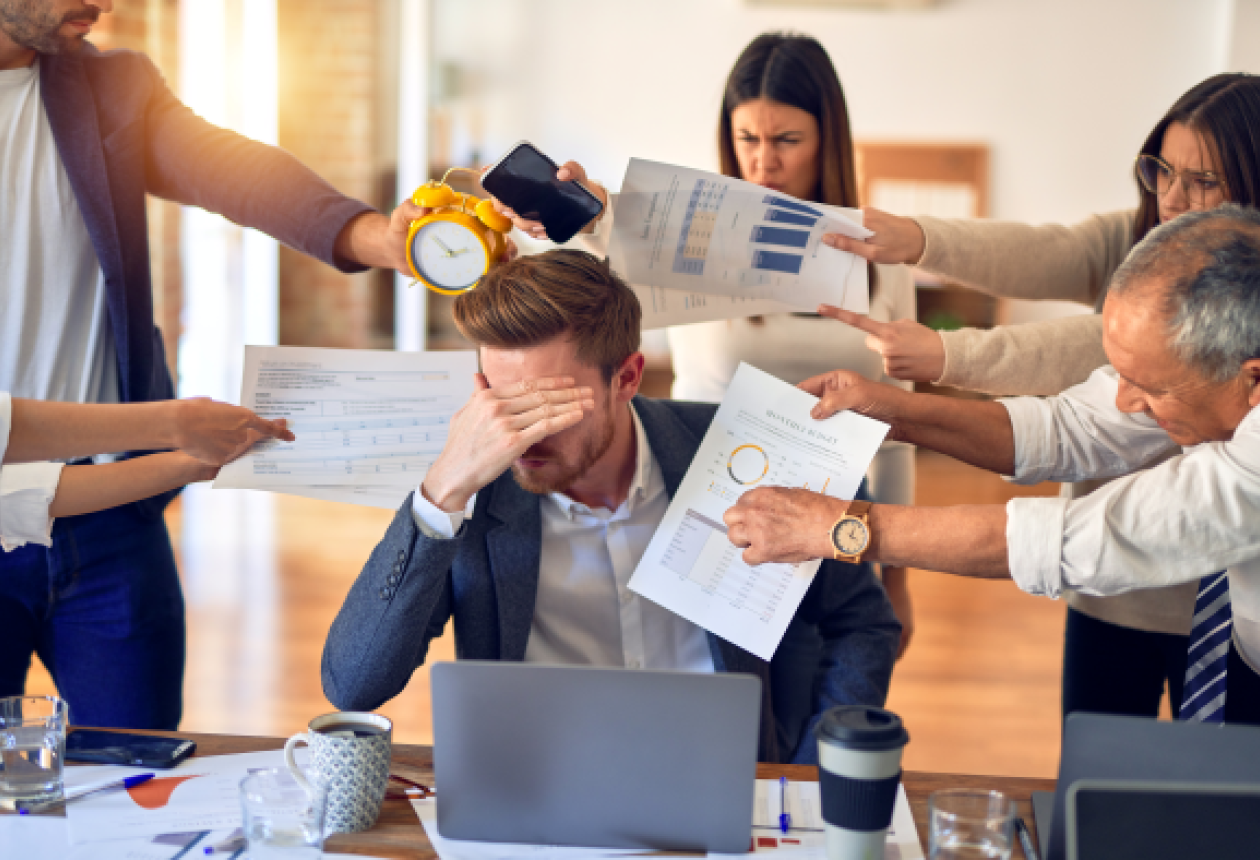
[
  {"xmin": 726, "ymin": 780, "xmax": 922, "ymax": 860},
  {"xmin": 609, "ymin": 159, "xmax": 872, "ymax": 314},
  {"xmin": 410, "ymin": 796, "xmax": 643, "ymax": 860},
  {"xmin": 214, "ymin": 346, "xmax": 477, "ymax": 506},
  {"xmin": 64, "ymin": 749, "xmax": 306, "ymax": 845},
  {"xmin": 627, "ymin": 363, "xmax": 888, "ymax": 660}
]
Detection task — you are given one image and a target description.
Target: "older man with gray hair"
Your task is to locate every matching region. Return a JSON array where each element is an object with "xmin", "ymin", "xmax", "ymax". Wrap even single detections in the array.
[{"xmin": 725, "ymin": 204, "xmax": 1260, "ymax": 725}]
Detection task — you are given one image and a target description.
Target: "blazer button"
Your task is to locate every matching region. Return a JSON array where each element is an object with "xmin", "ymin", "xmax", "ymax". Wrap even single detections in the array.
[
  {"xmin": 397, "ymin": 550, "xmax": 406, "ymax": 562},
  {"xmin": 393, "ymin": 563, "xmax": 403, "ymax": 575},
  {"xmin": 387, "ymin": 574, "xmax": 400, "ymax": 586},
  {"xmin": 379, "ymin": 587, "xmax": 390, "ymax": 601}
]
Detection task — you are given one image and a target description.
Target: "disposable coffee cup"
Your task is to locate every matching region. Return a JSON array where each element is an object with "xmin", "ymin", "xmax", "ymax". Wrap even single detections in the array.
[{"xmin": 815, "ymin": 705, "xmax": 909, "ymax": 860}]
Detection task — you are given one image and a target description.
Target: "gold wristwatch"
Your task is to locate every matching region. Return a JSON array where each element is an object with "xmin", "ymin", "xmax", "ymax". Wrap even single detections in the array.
[{"xmin": 829, "ymin": 500, "xmax": 872, "ymax": 563}]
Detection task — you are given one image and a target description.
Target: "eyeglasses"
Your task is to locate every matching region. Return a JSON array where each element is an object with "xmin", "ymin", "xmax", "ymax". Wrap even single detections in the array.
[{"xmin": 1135, "ymin": 154, "xmax": 1226, "ymax": 204}]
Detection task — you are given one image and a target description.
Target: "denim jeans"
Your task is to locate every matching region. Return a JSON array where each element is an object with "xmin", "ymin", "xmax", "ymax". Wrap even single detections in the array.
[{"xmin": 0, "ymin": 501, "xmax": 185, "ymax": 729}]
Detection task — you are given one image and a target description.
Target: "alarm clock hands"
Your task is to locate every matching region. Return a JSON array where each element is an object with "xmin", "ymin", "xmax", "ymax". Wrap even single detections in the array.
[
  {"xmin": 431, "ymin": 236, "xmax": 456, "ymax": 258},
  {"xmin": 420, "ymin": 374, "xmax": 596, "ymax": 513}
]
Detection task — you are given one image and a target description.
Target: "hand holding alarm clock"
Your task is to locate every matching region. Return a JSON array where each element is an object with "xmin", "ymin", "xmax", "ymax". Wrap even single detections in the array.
[{"xmin": 405, "ymin": 166, "xmax": 514, "ymax": 295}]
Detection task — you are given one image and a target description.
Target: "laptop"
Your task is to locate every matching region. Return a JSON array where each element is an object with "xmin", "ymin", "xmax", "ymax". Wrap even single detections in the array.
[
  {"xmin": 1047, "ymin": 714, "xmax": 1260, "ymax": 860},
  {"xmin": 1066, "ymin": 780, "xmax": 1260, "ymax": 860},
  {"xmin": 431, "ymin": 662, "xmax": 761, "ymax": 853}
]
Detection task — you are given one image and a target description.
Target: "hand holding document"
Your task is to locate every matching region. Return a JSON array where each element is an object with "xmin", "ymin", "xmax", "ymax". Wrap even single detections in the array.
[
  {"xmin": 214, "ymin": 346, "xmax": 477, "ymax": 508},
  {"xmin": 627, "ymin": 364, "xmax": 888, "ymax": 660},
  {"xmin": 608, "ymin": 159, "xmax": 873, "ymax": 328}
]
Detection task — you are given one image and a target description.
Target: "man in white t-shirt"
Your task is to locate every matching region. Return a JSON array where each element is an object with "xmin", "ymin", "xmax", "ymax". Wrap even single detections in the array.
[{"xmin": 0, "ymin": 1, "xmax": 422, "ymax": 728}]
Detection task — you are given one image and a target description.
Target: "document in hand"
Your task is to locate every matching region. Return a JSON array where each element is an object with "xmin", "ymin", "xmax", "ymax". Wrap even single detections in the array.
[
  {"xmin": 608, "ymin": 159, "xmax": 873, "ymax": 326},
  {"xmin": 214, "ymin": 346, "xmax": 477, "ymax": 508},
  {"xmin": 628, "ymin": 364, "xmax": 888, "ymax": 660}
]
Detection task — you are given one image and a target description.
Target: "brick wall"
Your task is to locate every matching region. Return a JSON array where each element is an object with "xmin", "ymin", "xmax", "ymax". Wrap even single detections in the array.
[{"xmin": 276, "ymin": 0, "xmax": 389, "ymax": 349}]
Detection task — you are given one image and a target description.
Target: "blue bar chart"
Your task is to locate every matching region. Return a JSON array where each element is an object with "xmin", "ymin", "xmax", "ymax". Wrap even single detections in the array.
[
  {"xmin": 750, "ymin": 225, "xmax": 810, "ymax": 249},
  {"xmin": 762, "ymin": 194, "xmax": 822, "ymax": 216},
  {"xmin": 764, "ymin": 208, "xmax": 818, "ymax": 227},
  {"xmin": 751, "ymin": 250, "xmax": 804, "ymax": 275}
]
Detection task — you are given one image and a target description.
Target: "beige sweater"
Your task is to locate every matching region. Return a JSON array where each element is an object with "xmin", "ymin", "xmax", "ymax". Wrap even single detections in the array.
[{"xmin": 915, "ymin": 210, "xmax": 1196, "ymax": 636}]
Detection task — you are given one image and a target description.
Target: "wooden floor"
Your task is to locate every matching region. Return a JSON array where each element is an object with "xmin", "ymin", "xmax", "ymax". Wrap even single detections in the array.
[{"xmin": 28, "ymin": 450, "xmax": 1068, "ymax": 778}]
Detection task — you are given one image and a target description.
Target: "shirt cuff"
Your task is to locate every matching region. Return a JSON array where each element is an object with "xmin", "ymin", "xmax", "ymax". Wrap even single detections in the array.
[
  {"xmin": 410, "ymin": 486, "xmax": 474, "ymax": 539},
  {"xmin": 1005, "ymin": 496, "xmax": 1068, "ymax": 598},
  {"xmin": 0, "ymin": 392, "xmax": 10, "ymax": 464},
  {"xmin": 998, "ymin": 397, "xmax": 1056, "ymax": 483},
  {"xmin": 0, "ymin": 462, "xmax": 64, "ymax": 552}
]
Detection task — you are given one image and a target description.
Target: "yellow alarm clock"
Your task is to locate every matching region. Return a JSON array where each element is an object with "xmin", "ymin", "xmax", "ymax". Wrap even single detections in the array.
[{"xmin": 405, "ymin": 167, "xmax": 513, "ymax": 295}]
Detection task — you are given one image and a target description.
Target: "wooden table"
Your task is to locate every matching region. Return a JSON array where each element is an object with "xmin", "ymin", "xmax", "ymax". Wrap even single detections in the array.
[{"xmin": 62, "ymin": 730, "xmax": 1057, "ymax": 859}]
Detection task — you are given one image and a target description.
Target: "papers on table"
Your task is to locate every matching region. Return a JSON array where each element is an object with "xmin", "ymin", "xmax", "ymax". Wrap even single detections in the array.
[
  {"xmin": 609, "ymin": 159, "xmax": 873, "ymax": 325},
  {"xmin": 410, "ymin": 796, "xmax": 643, "ymax": 860},
  {"xmin": 214, "ymin": 346, "xmax": 477, "ymax": 509},
  {"xmin": 64, "ymin": 749, "xmax": 306, "ymax": 844},
  {"xmin": 723, "ymin": 780, "xmax": 922, "ymax": 860},
  {"xmin": 628, "ymin": 363, "xmax": 888, "ymax": 660}
]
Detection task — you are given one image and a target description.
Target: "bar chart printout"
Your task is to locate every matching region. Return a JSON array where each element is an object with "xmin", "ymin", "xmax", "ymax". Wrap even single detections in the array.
[
  {"xmin": 214, "ymin": 346, "xmax": 477, "ymax": 506},
  {"xmin": 629, "ymin": 363, "xmax": 889, "ymax": 660}
]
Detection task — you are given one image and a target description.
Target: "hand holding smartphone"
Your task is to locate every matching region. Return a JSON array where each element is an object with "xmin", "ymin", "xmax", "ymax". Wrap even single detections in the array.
[{"xmin": 480, "ymin": 142, "xmax": 605, "ymax": 244}]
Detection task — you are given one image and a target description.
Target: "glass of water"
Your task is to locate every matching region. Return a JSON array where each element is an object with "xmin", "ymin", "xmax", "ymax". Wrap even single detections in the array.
[
  {"xmin": 241, "ymin": 767, "xmax": 327, "ymax": 858},
  {"xmin": 0, "ymin": 695, "xmax": 68, "ymax": 805},
  {"xmin": 929, "ymin": 789, "xmax": 1016, "ymax": 860}
]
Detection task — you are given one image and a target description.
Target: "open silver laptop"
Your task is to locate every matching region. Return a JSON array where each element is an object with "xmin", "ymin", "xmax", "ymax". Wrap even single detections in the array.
[{"xmin": 431, "ymin": 662, "xmax": 761, "ymax": 852}]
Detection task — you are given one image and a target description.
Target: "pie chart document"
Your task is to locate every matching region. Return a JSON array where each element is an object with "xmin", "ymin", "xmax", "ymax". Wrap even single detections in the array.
[{"xmin": 628, "ymin": 363, "xmax": 888, "ymax": 660}]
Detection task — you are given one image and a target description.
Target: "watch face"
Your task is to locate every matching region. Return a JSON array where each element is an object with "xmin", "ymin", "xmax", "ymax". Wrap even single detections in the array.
[
  {"xmin": 832, "ymin": 517, "xmax": 869, "ymax": 555},
  {"xmin": 411, "ymin": 220, "xmax": 489, "ymax": 291}
]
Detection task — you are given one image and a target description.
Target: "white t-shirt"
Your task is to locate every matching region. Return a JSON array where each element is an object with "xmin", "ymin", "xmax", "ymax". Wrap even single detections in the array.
[{"xmin": 0, "ymin": 60, "xmax": 119, "ymax": 406}]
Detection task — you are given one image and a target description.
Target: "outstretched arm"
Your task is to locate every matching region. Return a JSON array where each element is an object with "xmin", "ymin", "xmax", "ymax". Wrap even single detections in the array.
[
  {"xmin": 3, "ymin": 396, "xmax": 292, "ymax": 465},
  {"xmin": 801, "ymin": 370, "xmax": 1017, "ymax": 475}
]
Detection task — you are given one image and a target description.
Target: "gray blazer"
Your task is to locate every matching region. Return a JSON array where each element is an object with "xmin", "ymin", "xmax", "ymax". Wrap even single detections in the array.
[{"xmin": 322, "ymin": 397, "xmax": 900, "ymax": 763}]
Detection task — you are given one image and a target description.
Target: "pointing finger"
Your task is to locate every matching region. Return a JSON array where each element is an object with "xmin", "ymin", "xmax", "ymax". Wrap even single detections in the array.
[{"xmin": 817, "ymin": 305, "xmax": 889, "ymax": 337}]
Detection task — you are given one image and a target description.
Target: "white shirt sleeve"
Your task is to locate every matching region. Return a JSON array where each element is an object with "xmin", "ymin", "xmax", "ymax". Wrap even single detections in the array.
[
  {"xmin": 1000, "ymin": 366, "xmax": 1179, "ymax": 485},
  {"xmin": 1006, "ymin": 406, "xmax": 1260, "ymax": 600},
  {"xmin": 409, "ymin": 486, "xmax": 475, "ymax": 539},
  {"xmin": 0, "ymin": 392, "xmax": 11, "ymax": 463},
  {"xmin": 0, "ymin": 461, "xmax": 65, "ymax": 551}
]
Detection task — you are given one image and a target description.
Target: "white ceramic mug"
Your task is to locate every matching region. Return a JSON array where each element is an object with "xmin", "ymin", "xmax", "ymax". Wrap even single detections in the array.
[{"xmin": 284, "ymin": 711, "xmax": 393, "ymax": 834}]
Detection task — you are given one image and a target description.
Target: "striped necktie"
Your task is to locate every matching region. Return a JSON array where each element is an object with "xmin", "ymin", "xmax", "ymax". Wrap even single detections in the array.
[{"xmin": 1181, "ymin": 571, "xmax": 1233, "ymax": 723}]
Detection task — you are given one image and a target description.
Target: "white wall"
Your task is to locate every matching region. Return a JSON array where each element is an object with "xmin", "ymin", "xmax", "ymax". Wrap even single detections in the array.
[{"xmin": 433, "ymin": 0, "xmax": 1246, "ymax": 227}]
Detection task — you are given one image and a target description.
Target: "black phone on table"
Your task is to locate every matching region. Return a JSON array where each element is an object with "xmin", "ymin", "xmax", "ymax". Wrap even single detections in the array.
[
  {"xmin": 480, "ymin": 141, "xmax": 604, "ymax": 245},
  {"xmin": 65, "ymin": 729, "xmax": 197, "ymax": 768}
]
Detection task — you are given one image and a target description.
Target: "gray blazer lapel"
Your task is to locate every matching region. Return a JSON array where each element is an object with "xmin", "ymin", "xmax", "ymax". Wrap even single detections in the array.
[
  {"xmin": 485, "ymin": 475, "xmax": 543, "ymax": 661},
  {"xmin": 39, "ymin": 53, "xmax": 128, "ymax": 349}
]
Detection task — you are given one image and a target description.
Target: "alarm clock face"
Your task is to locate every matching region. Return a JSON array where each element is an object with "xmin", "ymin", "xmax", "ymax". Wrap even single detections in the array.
[{"xmin": 411, "ymin": 219, "xmax": 489, "ymax": 292}]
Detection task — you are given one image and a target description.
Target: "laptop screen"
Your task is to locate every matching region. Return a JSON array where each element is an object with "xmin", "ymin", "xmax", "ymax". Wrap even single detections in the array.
[{"xmin": 1069, "ymin": 782, "xmax": 1260, "ymax": 860}]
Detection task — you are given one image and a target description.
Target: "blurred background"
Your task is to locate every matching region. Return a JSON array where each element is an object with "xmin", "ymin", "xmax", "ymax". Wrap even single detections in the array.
[{"xmin": 46, "ymin": 0, "xmax": 1257, "ymax": 777}]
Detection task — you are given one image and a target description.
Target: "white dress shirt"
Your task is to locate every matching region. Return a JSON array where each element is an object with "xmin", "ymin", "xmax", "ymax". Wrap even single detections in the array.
[
  {"xmin": 411, "ymin": 403, "xmax": 715, "ymax": 672},
  {"xmin": 1002, "ymin": 366, "xmax": 1260, "ymax": 672},
  {"xmin": 0, "ymin": 392, "xmax": 65, "ymax": 551},
  {"xmin": 0, "ymin": 61, "xmax": 119, "ymax": 406}
]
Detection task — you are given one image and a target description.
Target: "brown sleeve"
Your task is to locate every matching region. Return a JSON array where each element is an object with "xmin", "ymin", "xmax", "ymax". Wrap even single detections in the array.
[
  {"xmin": 916, "ymin": 211, "xmax": 1135, "ymax": 306},
  {"xmin": 937, "ymin": 314, "xmax": 1107, "ymax": 396}
]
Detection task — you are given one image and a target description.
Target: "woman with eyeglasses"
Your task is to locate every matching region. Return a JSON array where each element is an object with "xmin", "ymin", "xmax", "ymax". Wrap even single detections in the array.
[{"xmin": 821, "ymin": 73, "xmax": 1260, "ymax": 723}]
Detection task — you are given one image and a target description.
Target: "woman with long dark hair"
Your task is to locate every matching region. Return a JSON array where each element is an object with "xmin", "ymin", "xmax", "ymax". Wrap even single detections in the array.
[
  {"xmin": 823, "ymin": 73, "xmax": 1260, "ymax": 721},
  {"xmin": 670, "ymin": 34, "xmax": 918, "ymax": 660}
]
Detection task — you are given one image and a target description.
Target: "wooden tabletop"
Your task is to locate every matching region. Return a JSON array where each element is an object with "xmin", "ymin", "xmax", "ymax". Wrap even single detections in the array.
[{"xmin": 62, "ymin": 730, "xmax": 1056, "ymax": 859}]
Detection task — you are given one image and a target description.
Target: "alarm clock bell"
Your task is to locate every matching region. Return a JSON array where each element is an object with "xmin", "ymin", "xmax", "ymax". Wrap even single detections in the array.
[{"xmin": 405, "ymin": 167, "xmax": 514, "ymax": 296}]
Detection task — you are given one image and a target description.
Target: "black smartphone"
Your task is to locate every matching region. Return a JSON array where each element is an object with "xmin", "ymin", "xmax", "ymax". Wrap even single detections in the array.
[
  {"xmin": 481, "ymin": 141, "xmax": 604, "ymax": 245},
  {"xmin": 65, "ymin": 730, "xmax": 197, "ymax": 769}
]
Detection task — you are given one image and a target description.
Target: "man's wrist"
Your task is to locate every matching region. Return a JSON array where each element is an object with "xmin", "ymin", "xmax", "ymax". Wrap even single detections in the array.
[
  {"xmin": 816, "ymin": 495, "xmax": 852, "ymax": 558},
  {"xmin": 421, "ymin": 478, "xmax": 472, "ymax": 514}
]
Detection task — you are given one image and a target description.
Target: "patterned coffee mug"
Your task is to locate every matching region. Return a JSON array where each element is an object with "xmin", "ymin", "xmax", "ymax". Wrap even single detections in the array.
[{"xmin": 284, "ymin": 711, "xmax": 393, "ymax": 834}]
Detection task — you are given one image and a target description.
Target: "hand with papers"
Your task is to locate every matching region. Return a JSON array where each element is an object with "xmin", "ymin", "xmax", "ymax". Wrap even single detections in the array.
[
  {"xmin": 820, "ymin": 206, "xmax": 928, "ymax": 266},
  {"xmin": 725, "ymin": 487, "xmax": 850, "ymax": 566},
  {"xmin": 422, "ymin": 374, "xmax": 596, "ymax": 512}
]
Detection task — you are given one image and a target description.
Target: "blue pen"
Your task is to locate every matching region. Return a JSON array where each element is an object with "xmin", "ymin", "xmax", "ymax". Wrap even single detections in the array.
[
  {"xmin": 779, "ymin": 776, "xmax": 791, "ymax": 833},
  {"xmin": 16, "ymin": 773, "xmax": 155, "ymax": 813}
]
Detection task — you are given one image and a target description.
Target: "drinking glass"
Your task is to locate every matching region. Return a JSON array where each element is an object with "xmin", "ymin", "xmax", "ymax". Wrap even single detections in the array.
[
  {"xmin": 240, "ymin": 767, "xmax": 328, "ymax": 859},
  {"xmin": 929, "ymin": 789, "xmax": 1016, "ymax": 860},
  {"xmin": 0, "ymin": 695, "xmax": 68, "ymax": 804}
]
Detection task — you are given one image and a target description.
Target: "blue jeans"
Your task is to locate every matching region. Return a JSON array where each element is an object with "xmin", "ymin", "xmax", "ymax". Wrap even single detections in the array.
[{"xmin": 0, "ymin": 501, "xmax": 185, "ymax": 729}]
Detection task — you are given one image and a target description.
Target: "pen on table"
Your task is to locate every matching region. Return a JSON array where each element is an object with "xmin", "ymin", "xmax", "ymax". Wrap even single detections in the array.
[
  {"xmin": 17, "ymin": 773, "xmax": 155, "ymax": 813},
  {"xmin": 779, "ymin": 775, "xmax": 790, "ymax": 834},
  {"xmin": 1015, "ymin": 816, "xmax": 1040, "ymax": 860}
]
